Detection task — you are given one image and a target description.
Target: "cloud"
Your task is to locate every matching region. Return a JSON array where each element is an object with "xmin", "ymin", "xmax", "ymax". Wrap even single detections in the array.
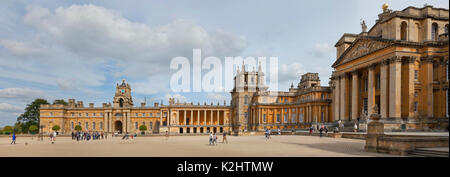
[
  {"xmin": 164, "ymin": 93, "xmax": 188, "ymax": 103},
  {"xmin": 0, "ymin": 88, "xmax": 45, "ymax": 101},
  {"xmin": 206, "ymin": 93, "xmax": 229, "ymax": 103},
  {"xmin": 279, "ymin": 62, "xmax": 304, "ymax": 83},
  {"xmin": 312, "ymin": 43, "xmax": 332, "ymax": 58},
  {"xmin": 0, "ymin": 39, "xmax": 46, "ymax": 57},
  {"xmin": 0, "ymin": 103, "xmax": 23, "ymax": 112}
]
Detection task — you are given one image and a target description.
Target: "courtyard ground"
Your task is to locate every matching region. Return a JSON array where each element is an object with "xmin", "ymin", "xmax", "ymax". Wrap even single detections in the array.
[{"xmin": 0, "ymin": 135, "xmax": 397, "ymax": 157}]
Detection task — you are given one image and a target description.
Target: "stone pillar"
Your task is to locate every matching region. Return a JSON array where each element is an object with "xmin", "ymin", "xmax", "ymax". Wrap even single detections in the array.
[
  {"xmin": 204, "ymin": 110, "xmax": 207, "ymax": 126},
  {"xmin": 389, "ymin": 56, "xmax": 402, "ymax": 118},
  {"xmin": 380, "ymin": 60, "xmax": 389, "ymax": 118},
  {"xmin": 405, "ymin": 57, "xmax": 416, "ymax": 117},
  {"xmin": 197, "ymin": 110, "xmax": 200, "ymax": 125},
  {"xmin": 190, "ymin": 110, "xmax": 194, "ymax": 126},
  {"xmin": 351, "ymin": 70, "xmax": 359, "ymax": 120},
  {"xmin": 421, "ymin": 56, "xmax": 434, "ymax": 117},
  {"xmin": 334, "ymin": 77, "xmax": 340, "ymax": 120},
  {"xmin": 184, "ymin": 110, "xmax": 186, "ymax": 126},
  {"xmin": 159, "ymin": 111, "xmax": 163, "ymax": 127},
  {"xmin": 108, "ymin": 112, "xmax": 112, "ymax": 132},
  {"xmin": 368, "ymin": 63, "xmax": 377, "ymax": 116},
  {"xmin": 340, "ymin": 74, "xmax": 349, "ymax": 120}
]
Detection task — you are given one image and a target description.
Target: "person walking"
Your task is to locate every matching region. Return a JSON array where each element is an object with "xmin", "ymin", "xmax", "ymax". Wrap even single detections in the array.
[
  {"xmin": 222, "ymin": 131, "xmax": 228, "ymax": 144},
  {"xmin": 354, "ymin": 123, "xmax": 358, "ymax": 132},
  {"xmin": 319, "ymin": 127, "xmax": 323, "ymax": 137},
  {"xmin": 277, "ymin": 128, "xmax": 281, "ymax": 135},
  {"xmin": 325, "ymin": 126, "xmax": 329, "ymax": 136},
  {"xmin": 213, "ymin": 133, "xmax": 217, "ymax": 146},
  {"xmin": 165, "ymin": 131, "xmax": 169, "ymax": 141},
  {"xmin": 11, "ymin": 133, "xmax": 16, "ymax": 144},
  {"xmin": 309, "ymin": 126, "xmax": 313, "ymax": 135},
  {"xmin": 209, "ymin": 132, "xmax": 213, "ymax": 145},
  {"xmin": 52, "ymin": 131, "xmax": 57, "ymax": 141}
]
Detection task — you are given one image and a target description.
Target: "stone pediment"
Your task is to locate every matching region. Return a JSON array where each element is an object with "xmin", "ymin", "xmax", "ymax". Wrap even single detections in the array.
[{"xmin": 335, "ymin": 38, "xmax": 391, "ymax": 67}]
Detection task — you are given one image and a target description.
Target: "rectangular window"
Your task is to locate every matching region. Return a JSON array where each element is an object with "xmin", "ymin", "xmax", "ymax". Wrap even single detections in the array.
[
  {"xmin": 150, "ymin": 122, "xmax": 153, "ymax": 130},
  {"xmin": 321, "ymin": 112, "xmax": 324, "ymax": 122},
  {"xmin": 414, "ymin": 70, "xmax": 418, "ymax": 81},
  {"xmin": 292, "ymin": 114, "xmax": 296, "ymax": 123},
  {"xmin": 150, "ymin": 113, "xmax": 153, "ymax": 117},
  {"xmin": 50, "ymin": 112, "xmax": 53, "ymax": 116},
  {"xmin": 100, "ymin": 122, "xmax": 103, "ymax": 130},
  {"xmin": 85, "ymin": 113, "xmax": 88, "ymax": 117},
  {"xmin": 363, "ymin": 98, "xmax": 368, "ymax": 114},
  {"xmin": 414, "ymin": 102, "xmax": 418, "ymax": 112},
  {"xmin": 135, "ymin": 122, "xmax": 138, "ymax": 129},
  {"xmin": 276, "ymin": 114, "xmax": 280, "ymax": 123},
  {"xmin": 93, "ymin": 122, "xmax": 96, "ymax": 130},
  {"xmin": 300, "ymin": 113, "xmax": 304, "ymax": 123},
  {"xmin": 284, "ymin": 114, "xmax": 288, "ymax": 123},
  {"xmin": 85, "ymin": 122, "xmax": 88, "ymax": 130},
  {"xmin": 93, "ymin": 113, "xmax": 96, "ymax": 117},
  {"xmin": 135, "ymin": 113, "xmax": 138, "ymax": 117},
  {"xmin": 364, "ymin": 78, "xmax": 368, "ymax": 91},
  {"xmin": 376, "ymin": 75, "xmax": 380, "ymax": 89},
  {"xmin": 263, "ymin": 114, "xmax": 266, "ymax": 123},
  {"xmin": 71, "ymin": 122, "xmax": 74, "ymax": 129}
]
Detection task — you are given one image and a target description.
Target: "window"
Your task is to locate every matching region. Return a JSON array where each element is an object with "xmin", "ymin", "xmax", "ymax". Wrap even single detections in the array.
[
  {"xmin": 400, "ymin": 21, "xmax": 408, "ymax": 40},
  {"xmin": 135, "ymin": 122, "xmax": 138, "ymax": 129},
  {"xmin": 414, "ymin": 70, "xmax": 419, "ymax": 80},
  {"xmin": 135, "ymin": 113, "xmax": 138, "ymax": 117},
  {"xmin": 263, "ymin": 98, "xmax": 267, "ymax": 103},
  {"xmin": 445, "ymin": 24, "xmax": 449, "ymax": 34},
  {"xmin": 276, "ymin": 114, "xmax": 280, "ymax": 123},
  {"xmin": 71, "ymin": 122, "xmax": 74, "ymax": 129},
  {"xmin": 364, "ymin": 78, "xmax": 368, "ymax": 91},
  {"xmin": 100, "ymin": 122, "xmax": 103, "ymax": 130},
  {"xmin": 376, "ymin": 74, "xmax": 380, "ymax": 89},
  {"xmin": 85, "ymin": 113, "xmax": 88, "ymax": 117},
  {"xmin": 413, "ymin": 102, "xmax": 418, "ymax": 112},
  {"xmin": 284, "ymin": 98, "xmax": 288, "ymax": 103},
  {"xmin": 431, "ymin": 23, "xmax": 438, "ymax": 40},
  {"xmin": 415, "ymin": 92, "xmax": 418, "ymax": 97},
  {"xmin": 263, "ymin": 114, "xmax": 266, "ymax": 123},
  {"xmin": 150, "ymin": 122, "xmax": 153, "ymax": 130},
  {"xmin": 244, "ymin": 95, "xmax": 248, "ymax": 105},
  {"xmin": 50, "ymin": 112, "xmax": 53, "ymax": 116},
  {"xmin": 85, "ymin": 122, "xmax": 89, "ymax": 130},
  {"xmin": 292, "ymin": 113, "xmax": 296, "ymax": 123},
  {"xmin": 71, "ymin": 113, "xmax": 74, "ymax": 117},
  {"xmin": 150, "ymin": 113, "xmax": 153, "ymax": 117},
  {"xmin": 93, "ymin": 122, "xmax": 96, "ymax": 130},
  {"xmin": 415, "ymin": 23, "xmax": 420, "ymax": 41},
  {"xmin": 284, "ymin": 114, "xmax": 288, "ymax": 123},
  {"xmin": 321, "ymin": 112, "xmax": 324, "ymax": 122},
  {"xmin": 100, "ymin": 113, "xmax": 104, "ymax": 116},
  {"xmin": 79, "ymin": 113, "xmax": 81, "ymax": 117},
  {"xmin": 363, "ymin": 98, "xmax": 368, "ymax": 114},
  {"xmin": 300, "ymin": 112, "xmax": 304, "ymax": 123},
  {"xmin": 93, "ymin": 113, "xmax": 96, "ymax": 117}
]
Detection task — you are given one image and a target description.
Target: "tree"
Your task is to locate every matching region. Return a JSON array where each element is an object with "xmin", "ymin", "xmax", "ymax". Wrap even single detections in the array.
[
  {"xmin": 2, "ymin": 126, "xmax": 13, "ymax": 135},
  {"xmin": 139, "ymin": 125, "xmax": 147, "ymax": 134},
  {"xmin": 52, "ymin": 125, "xmax": 61, "ymax": 132},
  {"xmin": 16, "ymin": 98, "xmax": 49, "ymax": 133},
  {"xmin": 29, "ymin": 125, "xmax": 38, "ymax": 134},
  {"xmin": 74, "ymin": 125, "xmax": 82, "ymax": 131},
  {"xmin": 53, "ymin": 99, "xmax": 68, "ymax": 106}
]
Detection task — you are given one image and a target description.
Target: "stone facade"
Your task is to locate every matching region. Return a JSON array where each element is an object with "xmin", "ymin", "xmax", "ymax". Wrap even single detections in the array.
[{"xmin": 331, "ymin": 5, "xmax": 449, "ymax": 131}]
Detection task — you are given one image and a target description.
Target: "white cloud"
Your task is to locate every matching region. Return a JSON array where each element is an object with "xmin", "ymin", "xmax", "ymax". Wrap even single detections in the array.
[
  {"xmin": 0, "ymin": 88, "xmax": 45, "ymax": 101},
  {"xmin": 206, "ymin": 93, "xmax": 229, "ymax": 103},
  {"xmin": 0, "ymin": 39, "xmax": 46, "ymax": 57},
  {"xmin": 312, "ymin": 43, "xmax": 332, "ymax": 58},
  {"xmin": 0, "ymin": 103, "xmax": 23, "ymax": 112},
  {"xmin": 164, "ymin": 93, "xmax": 188, "ymax": 103}
]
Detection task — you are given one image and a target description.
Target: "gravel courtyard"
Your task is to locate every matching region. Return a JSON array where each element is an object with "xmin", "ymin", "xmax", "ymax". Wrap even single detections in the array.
[{"xmin": 0, "ymin": 135, "xmax": 396, "ymax": 157}]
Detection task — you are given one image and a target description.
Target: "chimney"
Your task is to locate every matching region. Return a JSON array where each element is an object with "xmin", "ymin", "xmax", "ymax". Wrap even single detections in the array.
[
  {"xmin": 154, "ymin": 102, "xmax": 159, "ymax": 107},
  {"xmin": 77, "ymin": 101, "xmax": 84, "ymax": 108},
  {"xmin": 68, "ymin": 99, "xmax": 75, "ymax": 107},
  {"xmin": 141, "ymin": 102, "xmax": 146, "ymax": 107},
  {"xmin": 102, "ymin": 103, "xmax": 107, "ymax": 107},
  {"xmin": 89, "ymin": 103, "xmax": 94, "ymax": 108}
]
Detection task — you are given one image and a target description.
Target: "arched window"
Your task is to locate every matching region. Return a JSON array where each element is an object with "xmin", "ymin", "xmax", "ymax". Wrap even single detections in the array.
[
  {"xmin": 431, "ymin": 23, "xmax": 438, "ymax": 40},
  {"xmin": 400, "ymin": 21, "xmax": 408, "ymax": 40},
  {"xmin": 119, "ymin": 98, "xmax": 124, "ymax": 107}
]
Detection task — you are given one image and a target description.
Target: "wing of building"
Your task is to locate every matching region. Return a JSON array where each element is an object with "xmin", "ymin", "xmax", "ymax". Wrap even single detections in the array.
[{"xmin": 331, "ymin": 5, "xmax": 449, "ymax": 131}]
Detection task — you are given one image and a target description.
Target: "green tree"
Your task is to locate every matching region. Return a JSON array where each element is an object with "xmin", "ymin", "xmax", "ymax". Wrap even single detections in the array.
[
  {"xmin": 139, "ymin": 125, "xmax": 147, "ymax": 134},
  {"xmin": 16, "ymin": 98, "xmax": 49, "ymax": 133},
  {"xmin": 74, "ymin": 125, "xmax": 82, "ymax": 131},
  {"xmin": 29, "ymin": 125, "xmax": 38, "ymax": 134},
  {"xmin": 2, "ymin": 126, "xmax": 13, "ymax": 135},
  {"xmin": 53, "ymin": 99, "xmax": 68, "ymax": 106},
  {"xmin": 52, "ymin": 125, "xmax": 61, "ymax": 132}
]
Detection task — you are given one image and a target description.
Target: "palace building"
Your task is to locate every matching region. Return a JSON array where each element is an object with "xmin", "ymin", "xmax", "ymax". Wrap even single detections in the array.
[
  {"xmin": 331, "ymin": 4, "xmax": 449, "ymax": 131},
  {"xmin": 39, "ymin": 4, "xmax": 448, "ymax": 134}
]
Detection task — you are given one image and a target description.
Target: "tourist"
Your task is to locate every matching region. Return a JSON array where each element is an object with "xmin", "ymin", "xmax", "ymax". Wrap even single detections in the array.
[
  {"xmin": 268, "ymin": 128, "xmax": 272, "ymax": 139},
  {"xmin": 354, "ymin": 123, "xmax": 358, "ymax": 132},
  {"xmin": 165, "ymin": 131, "xmax": 169, "ymax": 140},
  {"xmin": 49, "ymin": 132, "xmax": 54, "ymax": 141},
  {"xmin": 325, "ymin": 126, "xmax": 329, "ymax": 135},
  {"xmin": 277, "ymin": 128, "xmax": 281, "ymax": 135},
  {"xmin": 209, "ymin": 132, "xmax": 213, "ymax": 145},
  {"xmin": 222, "ymin": 131, "xmax": 228, "ymax": 144},
  {"xmin": 101, "ymin": 132, "xmax": 104, "ymax": 139},
  {"xmin": 11, "ymin": 132, "xmax": 16, "ymax": 144},
  {"xmin": 309, "ymin": 126, "xmax": 313, "ymax": 135},
  {"xmin": 71, "ymin": 132, "xmax": 75, "ymax": 140},
  {"xmin": 319, "ymin": 127, "xmax": 323, "ymax": 137},
  {"xmin": 52, "ymin": 131, "xmax": 57, "ymax": 141},
  {"xmin": 214, "ymin": 133, "xmax": 218, "ymax": 145}
]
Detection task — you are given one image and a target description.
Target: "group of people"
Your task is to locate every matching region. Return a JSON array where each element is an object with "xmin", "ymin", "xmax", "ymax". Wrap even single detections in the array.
[
  {"xmin": 72, "ymin": 131, "xmax": 106, "ymax": 141},
  {"xmin": 265, "ymin": 128, "xmax": 272, "ymax": 140},
  {"xmin": 309, "ymin": 125, "xmax": 329, "ymax": 137},
  {"xmin": 209, "ymin": 132, "xmax": 228, "ymax": 145}
]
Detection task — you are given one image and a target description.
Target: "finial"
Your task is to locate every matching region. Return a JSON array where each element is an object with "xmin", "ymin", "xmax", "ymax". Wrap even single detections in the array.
[{"xmin": 382, "ymin": 3, "xmax": 389, "ymax": 11}]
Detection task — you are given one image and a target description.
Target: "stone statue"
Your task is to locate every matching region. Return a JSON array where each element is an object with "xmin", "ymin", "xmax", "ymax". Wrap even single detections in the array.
[
  {"xmin": 373, "ymin": 104, "xmax": 379, "ymax": 115},
  {"xmin": 361, "ymin": 20, "xmax": 367, "ymax": 32}
]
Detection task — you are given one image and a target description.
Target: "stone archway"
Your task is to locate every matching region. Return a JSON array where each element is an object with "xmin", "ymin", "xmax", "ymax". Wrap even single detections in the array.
[{"xmin": 115, "ymin": 121, "xmax": 123, "ymax": 134}]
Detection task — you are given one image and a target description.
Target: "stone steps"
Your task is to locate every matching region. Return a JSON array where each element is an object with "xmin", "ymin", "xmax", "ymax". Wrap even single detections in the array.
[{"xmin": 407, "ymin": 148, "xmax": 449, "ymax": 157}]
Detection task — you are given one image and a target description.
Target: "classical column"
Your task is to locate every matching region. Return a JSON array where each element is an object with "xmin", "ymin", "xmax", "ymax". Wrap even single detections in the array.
[
  {"xmin": 197, "ymin": 110, "xmax": 200, "ymax": 125},
  {"xmin": 159, "ymin": 111, "xmax": 163, "ymax": 127},
  {"xmin": 190, "ymin": 110, "xmax": 194, "ymax": 126},
  {"xmin": 368, "ymin": 63, "xmax": 377, "ymax": 115},
  {"xmin": 334, "ymin": 76, "xmax": 340, "ymax": 120},
  {"xmin": 421, "ymin": 56, "xmax": 434, "ymax": 117},
  {"xmin": 103, "ymin": 112, "xmax": 107, "ymax": 132},
  {"xmin": 380, "ymin": 59, "xmax": 389, "ymax": 118},
  {"xmin": 108, "ymin": 112, "xmax": 112, "ymax": 132},
  {"xmin": 183, "ymin": 110, "xmax": 186, "ymax": 126},
  {"xmin": 340, "ymin": 74, "xmax": 349, "ymax": 120},
  {"xmin": 204, "ymin": 110, "xmax": 207, "ymax": 126},
  {"xmin": 404, "ymin": 57, "xmax": 416, "ymax": 117},
  {"xmin": 210, "ymin": 110, "xmax": 213, "ymax": 125},
  {"xmin": 217, "ymin": 110, "xmax": 220, "ymax": 125},
  {"xmin": 389, "ymin": 56, "xmax": 402, "ymax": 118},
  {"xmin": 351, "ymin": 70, "xmax": 359, "ymax": 120}
]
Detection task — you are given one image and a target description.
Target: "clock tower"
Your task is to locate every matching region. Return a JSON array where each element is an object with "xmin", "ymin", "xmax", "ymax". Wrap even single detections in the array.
[{"xmin": 113, "ymin": 79, "xmax": 133, "ymax": 108}]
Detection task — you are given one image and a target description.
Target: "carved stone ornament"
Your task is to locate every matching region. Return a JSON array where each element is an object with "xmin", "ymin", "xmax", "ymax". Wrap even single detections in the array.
[{"xmin": 341, "ymin": 40, "xmax": 388, "ymax": 64}]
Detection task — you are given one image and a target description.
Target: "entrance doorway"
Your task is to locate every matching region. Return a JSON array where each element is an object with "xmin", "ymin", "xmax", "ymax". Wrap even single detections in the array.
[
  {"xmin": 114, "ymin": 121, "xmax": 123, "ymax": 134},
  {"xmin": 179, "ymin": 128, "xmax": 183, "ymax": 134}
]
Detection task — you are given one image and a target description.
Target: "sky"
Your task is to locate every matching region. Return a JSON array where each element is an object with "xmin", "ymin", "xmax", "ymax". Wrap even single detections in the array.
[{"xmin": 0, "ymin": 0, "xmax": 448, "ymax": 126}]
